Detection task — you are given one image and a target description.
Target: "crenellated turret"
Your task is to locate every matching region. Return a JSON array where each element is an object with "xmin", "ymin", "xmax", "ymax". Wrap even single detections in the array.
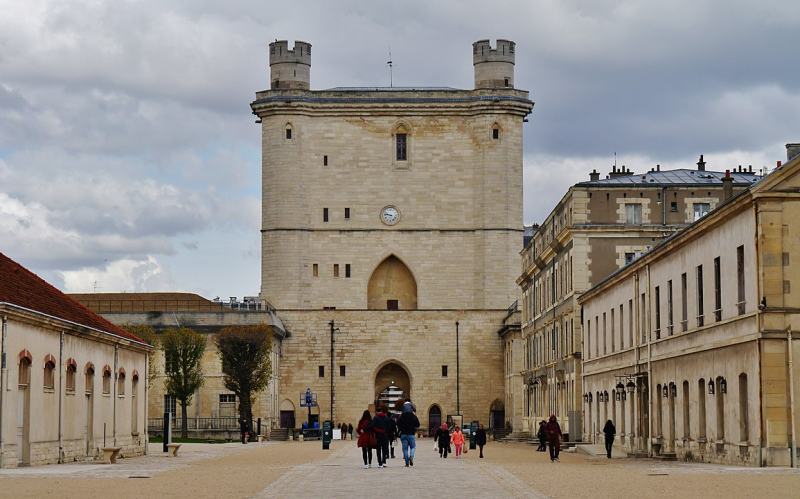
[
  {"xmin": 269, "ymin": 40, "xmax": 311, "ymax": 90},
  {"xmin": 472, "ymin": 39, "xmax": 515, "ymax": 89}
]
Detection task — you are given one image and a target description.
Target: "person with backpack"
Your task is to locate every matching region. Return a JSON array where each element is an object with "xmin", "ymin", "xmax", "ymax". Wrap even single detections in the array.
[
  {"xmin": 356, "ymin": 410, "xmax": 376, "ymax": 468},
  {"xmin": 603, "ymin": 419, "xmax": 616, "ymax": 459},
  {"xmin": 397, "ymin": 402, "xmax": 420, "ymax": 467},
  {"xmin": 475, "ymin": 423, "xmax": 487, "ymax": 458},
  {"xmin": 372, "ymin": 406, "xmax": 391, "ymax": 468},
  {"xmin": 545, "ymin": 415, "xmax": 563, "ymax": 462}
]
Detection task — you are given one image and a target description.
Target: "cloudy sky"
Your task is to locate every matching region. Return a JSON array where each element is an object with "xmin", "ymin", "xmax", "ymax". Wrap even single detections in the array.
[{"xmin": 1, "ymin": 0, "xmax": 798, "ymax": 298}]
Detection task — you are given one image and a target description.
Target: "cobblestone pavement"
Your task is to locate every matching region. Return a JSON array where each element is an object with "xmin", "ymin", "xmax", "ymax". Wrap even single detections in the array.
[{"xmin": 254, "ymin": 441, "xmax": 547, "ymax": 499}]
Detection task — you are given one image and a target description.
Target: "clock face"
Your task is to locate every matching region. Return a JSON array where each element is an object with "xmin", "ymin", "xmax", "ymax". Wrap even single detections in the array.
[{"xmin": 381, "ymin": 206, "xmax": 400, "ymax": 225}]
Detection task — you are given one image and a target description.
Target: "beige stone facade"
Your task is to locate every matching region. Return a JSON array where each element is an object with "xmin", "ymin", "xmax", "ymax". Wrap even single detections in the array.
[
  {"xmin": 514, "ymin": 163, "xmax": 759, "ymax": 440},
  {"xmin": 251, "ymin": 39, "xmax": 533, "ymax": 431},
  {"xmin": 579, "ymin": 146, "xmax": 800, "ymax": 466}
]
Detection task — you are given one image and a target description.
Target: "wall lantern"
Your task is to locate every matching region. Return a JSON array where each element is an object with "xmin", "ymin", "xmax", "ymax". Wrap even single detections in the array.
[
  {"xmin": 670, "ymin": 383, "xmax": 677, "ymax": 397},
  {"xmin": 603, "ymin": 391, "xmax": 609, "ymax": 402},
  {"xmin": 662, "ymin": 385, "xmax": 669, "ymax": 398},
  {"xmin": 708, "ymin": 379, "xmax": 715, "ymax": 395},
  {"xmin": 616, "ymin": 382, "xmax": 625, "ymax": 394},
  {"xmin": 588, "ymin": 393, "xmax": 593, "ymax": 402},
  {"xmin": 626, "ymin": 380, "xmax": 636, "ymax": 393},
  {"xmin": 719, "ymin": 378, "xmax": 727, "ymax": 394}
]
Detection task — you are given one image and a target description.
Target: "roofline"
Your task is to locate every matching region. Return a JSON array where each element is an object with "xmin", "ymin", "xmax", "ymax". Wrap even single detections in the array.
[{"xmin": 0, "ymin": 301, "xmax": 153, "ymax": 351}]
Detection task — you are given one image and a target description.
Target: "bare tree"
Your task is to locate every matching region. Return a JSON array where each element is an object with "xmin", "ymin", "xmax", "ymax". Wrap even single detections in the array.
[
  {"xmin": 216, "ymin": 325, "xmax": 272, "ymax": 443},
  {"xmin": 161, "ymin": 327, "xmax": 206, "ymax": 439}
]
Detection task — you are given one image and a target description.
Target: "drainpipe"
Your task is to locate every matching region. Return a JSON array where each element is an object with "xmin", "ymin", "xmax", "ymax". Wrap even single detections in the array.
[
  {"xmin": 0, "ymin": 315, "xmax": 7, "ymax": 468},
  {"xmin": 789, "ymin": 327, "xmax": 797, "ymax": 468},
  {"xmin": 113, "ymin": 345, "xmax": 118, "ymax": 447},
  {"xmin": 58, "ymin": 331, "xmax": 64, "ymax": 463}
]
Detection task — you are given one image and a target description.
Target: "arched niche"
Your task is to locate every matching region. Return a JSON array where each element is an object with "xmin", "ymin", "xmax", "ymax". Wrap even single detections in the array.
[{"xmin": 367, "ymin": 255, "xmax": 417, "ymax": 310}]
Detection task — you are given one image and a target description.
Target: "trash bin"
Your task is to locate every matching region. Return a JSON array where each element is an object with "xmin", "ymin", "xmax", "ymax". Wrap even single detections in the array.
[
  {"xmin": 469, "ymin": 420, "xmax": 479, "ymax": 450},
  {"xmin": 322, "ymin": 420, "xmax": 333, "ymax": 450}
]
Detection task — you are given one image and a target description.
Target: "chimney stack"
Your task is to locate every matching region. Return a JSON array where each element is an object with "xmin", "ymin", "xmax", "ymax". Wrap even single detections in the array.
[
  {"xmin": 787, "ymin": 143, "xmax": 800, "ymax": 163},
  {"xmin": 722, "ymin": 169, "xmax": 733, "ymax": 201},
  {"xmin": 697, "ymin": 154, "xmax": 706, "ymax": 171},
  {"xmin": 589, "ymin": 169, "xmax": 600, "ymax": 181}
]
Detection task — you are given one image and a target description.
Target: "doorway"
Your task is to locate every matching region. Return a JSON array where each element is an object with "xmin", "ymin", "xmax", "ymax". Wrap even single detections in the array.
[
  {"xmin": 279, "ymin": 399, "xmax": 296, "ymax": 429},
  {"xmin": 490, "ymin": 399, "xmax": 505, "ymax": 430},
  {"xmin": 428, "ymin": 405, "xmax": 442, "ymax": 436}
]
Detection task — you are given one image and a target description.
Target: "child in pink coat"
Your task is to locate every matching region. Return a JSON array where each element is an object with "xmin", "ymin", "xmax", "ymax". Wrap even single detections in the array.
[{"xmin": 451, "ymin": 426, "xmax": 465, "ymax": 458}]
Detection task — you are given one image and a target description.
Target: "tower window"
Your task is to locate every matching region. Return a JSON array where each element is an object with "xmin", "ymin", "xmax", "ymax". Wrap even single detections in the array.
[
  {"xmin": 333, "ymin": 264, "xmax": 339, "ymax": 277},
  {"xmin": 396, "ymin": 133, "xmax": 407, "ymax": 161},
  {"xmin": 345, "ymin": 264, "xmax": 351, "ymax": 278},
  {"xmin": 318, "ymin": 365, "xmax": 324, "ymax": 377},
  {"xmin": 387, "ymin": 299, "xmax": 399, "ymax": 310},
  {"xmin": 285, "ymin": 125, "xmax": 292, "ymax": 140},
  {"xmin": 492, "ymin": 127, "xmax": 499, "ymax": 140},
  {"xmin": 313, "ymin": 264, "xmax": 318, "ymax": 277},
  {"xmin": 323, "ymin": 155, "xmax": 328, "ymax": 166},
  {"xmin": 344, "ymin": 207, "xmax": 350, "ymax": 220},
  {"xmin": 323, "ymin": 208, "xmax": 329, "ymax": 222},
  {"xmin": 340, "ymin": 365, "xmax": 346, "ymax": 377},
  {"xmin": 442, "ymin": 365, "xmax": 448, "ymax": 377},
  {"xmin": 504, "ymin": 78, "xmax": 509, "ymax": 87}
]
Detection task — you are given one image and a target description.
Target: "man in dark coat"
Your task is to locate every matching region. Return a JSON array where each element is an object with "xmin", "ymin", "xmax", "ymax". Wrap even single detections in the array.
[
  {"xmin": 545, "ymin": 415, "xmax": 562, "ymax": 462},
  {"xmin": 475, "ymin": 423, "xmax": 487, "ymax": 458},
  {"xmin": 603, "ymin": 419, "xmax": 616, "ymax": 459},
  {"xmin": 434, "ymin": 423, "xmax": 451, "ymax": 458},
  {"xmin": 388, "ymin": 415, "xmax": 399, "ymax": 459},
  {"xmin": 536, "ymin": 420, "xmax": 547, "ymax": 451},
  {"xmin": 397, "ymin": 404, "xmax": 420, "ymax": 467},
  {"xmin": 372, "ymin": 407, "xmax": 391, "ymax": 467}
]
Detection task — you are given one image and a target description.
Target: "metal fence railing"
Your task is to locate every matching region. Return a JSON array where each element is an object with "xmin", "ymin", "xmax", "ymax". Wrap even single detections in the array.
[{"xmin": 148, "ymin": 417, "xmax": 242, "ymax": 432}]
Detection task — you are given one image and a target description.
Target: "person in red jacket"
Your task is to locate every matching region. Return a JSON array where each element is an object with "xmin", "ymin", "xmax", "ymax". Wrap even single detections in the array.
[
  {"xmin": 545, "ymin": 415, "xmax": 563, "ymax": 462},
  {"xmin": 451, "ymin": 426, "xmax": 465, "ymax": 458},
  {"xmin": 356, "ymin": 410, "xmax": 375, "ymax": 468}
]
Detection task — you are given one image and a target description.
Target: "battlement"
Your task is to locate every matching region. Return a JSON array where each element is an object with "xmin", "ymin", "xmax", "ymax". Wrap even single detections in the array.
[
  {"xmin": 472, "ymin": 39, "xmax": 515, "ymax": 65},
  {"xmin": 269, "ymin": 40, "xmax": 312, "ymax": 66}
]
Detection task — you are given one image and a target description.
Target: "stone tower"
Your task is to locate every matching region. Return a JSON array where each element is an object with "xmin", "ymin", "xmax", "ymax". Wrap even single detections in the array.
[
  {"xmin": 269, "ymin": 40, "xmax": 311, "ymax": 90},
  {"xmin": 473, "ymin": 39, "xmax": 515, "ymax": 89},
  {"xmin": 251, "ymin": 39, "xmax": 533, "ymax": 427}
]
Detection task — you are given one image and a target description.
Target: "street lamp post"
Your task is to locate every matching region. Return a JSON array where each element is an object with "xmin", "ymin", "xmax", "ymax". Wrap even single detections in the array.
[
  {"xmin": 456, "ymin": 320, "xmax": 460, "ymax": 416},
  {"xmin": 329, "ymin": 320, "xmax": 339, "ymax": 422}
]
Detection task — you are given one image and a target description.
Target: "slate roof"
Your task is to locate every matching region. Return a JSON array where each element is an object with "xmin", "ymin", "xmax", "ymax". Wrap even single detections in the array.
[
  {"xmin": 325, "ymin": 86, "xmax": 459, "ymax": 91},
  {"xmin": 0, "ymin": 252, "xmax": 147, "ymax": 345},
  {"xmin": 577, "ymin": 168, "xmax": 761, "ymax": 186}
]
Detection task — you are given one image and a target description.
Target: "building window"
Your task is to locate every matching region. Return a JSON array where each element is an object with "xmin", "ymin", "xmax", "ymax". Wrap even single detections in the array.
[
  {"xmin": 344, "ymin": 207, "xmax": 350, "ymax": 220},
  {"xmin": 715, "ymin": 377, "xmax": 725, "ymax": 440},
  {"xmin": 318, "ymin": 365, "xmax": 325, "ymax": 378},
  {"xmin": 340, "ymin": 365, "xmax": 346, "ymax": 377},
  {"xmin": 323, "ymin": 155, "xmax": 328, "ymax": 166},
  {"xmin": 738, "ymin": 373, "xmax": 749, "ymax": 443},
  {"xmin": 387, "ymin": 299, "xmax": 399, "ymax": 310},
  {"xmin": 640, "ymin": 293, "xmax": 646, "ymax": 344},
  {"xmin": 492, "ymin": 126, "xmax": 500, "ymax": 140},
  {"xmin": 65, "ymin": 362, "xmax": 76, "ymax": 393},
  {"xmin": 345, "ymin": 264, "xmax": 351, "ymax": 278},
  {"xmin": 624, "ymin": 252, "xmax": 636, "ymax": 265},
  {"xmin": 117, "ymin": 370, "xmax": 126, "ymax": 397},
  {"xmin": 654, "ymin": 286, "xmax": 661, "ymax": 339},
  {"xmin": 625, "ymin": 204, "xmax": 642, "ymax": 224},
  {"xmin": 667, "ymin": 280, "xmax": 674, "ymax": 335},
  {"xmin": 693, "ymin": 203, "xmax": 710, "ymax": 221},
  {"xmin": 442, "ymin": 365, "xmax": 448, "ymax": 377},
  {"xmin": 713, "ymin": 256, "xmax": 722, "ymax": 321},
  {"xmin": 219, "ymin": 394, "xmax": 236, "ymax": 417},
  {"xmin": 285, "ymin": 124, "xmax": 293, "ymax": 140},
  {"xmin": 396, "ymin": 133, "xmax": 407, "ymax": 161},
  {"xmin": 313, "ymin": 263, "xmax": 319, "ymax": 277},
  {"xmin": 102, "ymin": 367, "xmax": 112, "ymax": 395},
  {"xmin": 683, "ymin": 381, "xmax": 690, "ymax": 440},
  {"xmin": 670, "ymin": 201, "xmax": 678, "ymax": 212},
  {"xmin": 696, "ymin": 265, "xmax": 704, "ymax": 327},
  {"xmin": 43, "ymin": 358, "xmax": 56, "ymax": 391},
  {"xmin": 628, "ymin": 299, "xmax": 634, "ymax": 346},
  {"xmin": 681, "ymin": 273, "xmax": 688, "ymax": 332},
  {"xmin": 323, "ymin": 208, "xmax": 329, "ymax": 222},
  {"xmin": 620, "ymin": 304, "xmax": 625, "ymax": 349},
  {"xmin": 586, "ymin": 319, "xmax": 591, "ymax": 359},
  {"xmin": 610, "ymin": 308, "xmax": 615, "ymax": 352},
  {"xmin": 85, "ymin": 365, "xmax": 94, "ymax": 394},
  {"xmin": 504, "ymin": 77, "xmax": 509, "ymax": 87},
  {"xmin": 131, "ymin": 375, "xmax": 139, "ymax": 434},
  {"xmin": 737, "ymin": 245, "xmax": 745, "ymax": 314},
  {"xmin": 602, "ymin": 312, "xmax": 607, "ymax": 354},
  {"xmin": 698, "ymin": 379, "xmax": 707, "ymax": 440},
  {"xmin": 333, "ymin": 264, "xmax": 339, "ymax": 277}
]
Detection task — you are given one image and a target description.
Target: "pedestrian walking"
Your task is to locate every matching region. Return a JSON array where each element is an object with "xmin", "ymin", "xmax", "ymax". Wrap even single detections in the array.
[
  {"xmin": 475, "ymin": 423, "xmax": 487, "ymax": 458},
  {"xmin": 356, "ymin": 410, "xmax": 376, "ymax": 468},
  {"xmin": 603, "ymin": 419, "xmax": 616, "ymax": 459},
  {"xmin": 397, "ymin": 402, "xmax": 420, "ymax": 467},
  {"xmin": 388, "ymin": 414, "xmax": 398, "ymax": 459},
  {"xmin": 536, "ymin": 420, "xmax": 547, "ymax": 452},
  {"xmin": 372, "ymin": 406, "xmax": 391, "ymax": 468},
  {"xmin": 348, "ymin": 423, "xmax": 354, "ymax": 441},
  {"xmin": 434, "ymin": 423, "xmax": 451, "ymax": 458},
  {"xmin": 451, "ymin": 426, "xmax": 465, "ymax": 458},
  {"xmin": 545, "ymin": 415, "xmax": 562, "ymax": 462}
]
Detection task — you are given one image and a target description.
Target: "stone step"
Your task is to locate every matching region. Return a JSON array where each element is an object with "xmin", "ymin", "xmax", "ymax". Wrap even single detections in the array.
[{"xmin": 574, "ymin": 444, "xmax": 628, "ymax": 458}]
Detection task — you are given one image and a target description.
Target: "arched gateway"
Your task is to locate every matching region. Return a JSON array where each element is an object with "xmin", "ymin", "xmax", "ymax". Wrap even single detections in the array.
[{"xmin": 373, "ymin": 361, "xmax": 411, "ymax": 414}]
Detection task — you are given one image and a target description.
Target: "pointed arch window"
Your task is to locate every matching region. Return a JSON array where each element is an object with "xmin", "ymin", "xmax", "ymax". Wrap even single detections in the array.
[
  {"xmin": 285, "ymin": 123, "xmax": 293, "ymax": 140},
  {"xmin": 368, "ymin": 255, "xmax": 417, "ymax": 310},
  {"xmin": 392, "ymin": 123, "xmax": 412, "ymax": 167},
  {"xmin": 492, "ymin": 123, "xmax": 501, "ymax": 140}
]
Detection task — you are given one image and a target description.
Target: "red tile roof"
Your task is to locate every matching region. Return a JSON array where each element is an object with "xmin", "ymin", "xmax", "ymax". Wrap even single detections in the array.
[{"xmin": 0, "ymin": 252, "xmax": 147, "ymax": 345}]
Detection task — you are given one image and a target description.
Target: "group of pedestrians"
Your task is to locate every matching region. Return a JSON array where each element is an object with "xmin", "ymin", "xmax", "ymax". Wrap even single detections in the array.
[
  {"xmin": 535, "ymin": 415, "xmax": 564, "ymax": 462},
  {"xmin": 433, "ymin": 422, "xmax": 487, "ymax": 459},
  {"xmin": 336, "ymin": 423, "xmax": 354, "ymax": 440},
  {"xmin": 357, "ymin": 400, "xmax": 420, "ymax": 468}
]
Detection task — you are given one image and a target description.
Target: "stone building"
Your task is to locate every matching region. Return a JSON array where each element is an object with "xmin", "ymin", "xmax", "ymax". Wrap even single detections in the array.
[
  {"xmin": 514, "ymin": 161, "xmax": 760, "ymax": 440},
  {"xmin": 70, "ymin": 292, "xmax": 286, "ymax": 436},
  {"xmin": 0, "ymin": 253, "xmax": 150, "ymax": 467},
  {"xmin": 579, "ymin": 144, "xmax": 800, "ymax": 466},
  {"xmin": 250, "ymin": 39, "xmax": 533, "ymax": 431}
]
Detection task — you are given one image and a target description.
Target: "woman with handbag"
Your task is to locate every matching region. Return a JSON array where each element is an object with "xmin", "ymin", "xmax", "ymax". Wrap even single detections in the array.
[{"xmin": 357, "ymin": 410, "xmax": 376, "ymax": 468}]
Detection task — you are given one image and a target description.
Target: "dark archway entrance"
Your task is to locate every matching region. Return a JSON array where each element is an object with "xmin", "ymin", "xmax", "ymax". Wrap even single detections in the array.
[
  {"xmin": 428, "ymin": 405, "xmax": 442, "ymax": 437},
  {"xmin": 490, "ymin": 399, "xmax": 505, "ymax": 430},
  {"xmin": 374, "ymin": 361, "xmax": 411, "ymax": 414}
]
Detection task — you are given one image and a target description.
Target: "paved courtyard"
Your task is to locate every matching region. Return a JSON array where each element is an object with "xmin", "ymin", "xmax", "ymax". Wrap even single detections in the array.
[{"xmin": 1, "ymin": 440, "xmax": 800, "ymax": 498}]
